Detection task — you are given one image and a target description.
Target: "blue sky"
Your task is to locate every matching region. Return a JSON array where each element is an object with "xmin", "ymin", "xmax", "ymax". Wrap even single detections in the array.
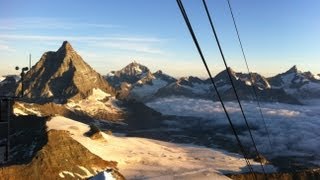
[{"xmin": 0, "ymin": 0, "xmax": 319, "ymax": 77}]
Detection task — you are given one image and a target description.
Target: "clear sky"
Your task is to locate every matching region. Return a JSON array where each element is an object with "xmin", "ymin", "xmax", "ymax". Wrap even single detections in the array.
[{"xmin": 0, "ymin": 0, "xmax": 319, "ymax": 78}]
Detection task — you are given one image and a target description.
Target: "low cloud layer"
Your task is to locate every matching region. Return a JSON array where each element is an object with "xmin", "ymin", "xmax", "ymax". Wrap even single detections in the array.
[{"xmin": 147, "ymin": 97, "xmax": 320, "ymax": 166}]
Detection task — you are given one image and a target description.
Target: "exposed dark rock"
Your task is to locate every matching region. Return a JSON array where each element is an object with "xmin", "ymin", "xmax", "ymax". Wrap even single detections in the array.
[{"xmin": 85, "ymin": 124, "xmax": 104, "ymax": 140}]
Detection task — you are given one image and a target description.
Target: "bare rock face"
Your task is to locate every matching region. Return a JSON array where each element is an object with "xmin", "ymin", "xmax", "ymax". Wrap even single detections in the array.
[{"xmin": 16, "ymin": 41, "xmax": 115, "ymax": 103}]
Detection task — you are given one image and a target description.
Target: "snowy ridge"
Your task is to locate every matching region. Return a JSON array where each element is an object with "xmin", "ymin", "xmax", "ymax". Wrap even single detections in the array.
[{"xmin": 47, "ymin": 116, "xmax": 276, "ymax": 179}]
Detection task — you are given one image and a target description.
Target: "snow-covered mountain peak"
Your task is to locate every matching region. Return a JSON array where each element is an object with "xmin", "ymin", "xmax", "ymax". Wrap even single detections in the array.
[{"xmin": 116, "ymin": 61, "xmax": 150, "ymax": 77}]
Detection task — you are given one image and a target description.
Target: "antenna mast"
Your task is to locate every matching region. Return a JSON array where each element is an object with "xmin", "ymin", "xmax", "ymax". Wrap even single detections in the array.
[{"xmin": 29, "ymin": 54, "xmax": 31, "ymax": 70}]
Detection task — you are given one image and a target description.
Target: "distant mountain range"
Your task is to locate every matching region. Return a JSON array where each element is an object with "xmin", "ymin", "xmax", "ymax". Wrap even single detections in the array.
[
  {"xmin": 106, "ymin": 62, "xmax": 320, "ymax": 104},
  {"xmin": 0, "ymin": 41, "xmax": 319, "ymax": 106}
]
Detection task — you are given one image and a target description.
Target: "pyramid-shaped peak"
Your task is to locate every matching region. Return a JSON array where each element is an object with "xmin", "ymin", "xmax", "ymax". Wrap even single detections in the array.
[
  {"xmin": 57, "ymin": 41, "xmax": 74, "ymax": 53},
  {"xmin": 286, "ymin": 65, "xmax": 299, "ymax": 74},
  {"xmin": 16, "ymin": 41, "xmax": 115, "ymax": 102}
]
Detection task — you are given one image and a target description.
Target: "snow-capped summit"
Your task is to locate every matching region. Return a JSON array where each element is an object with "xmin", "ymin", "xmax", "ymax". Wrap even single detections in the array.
[
  {"xmin": 16, "ymin": 41, "xmax": 115, "ymax": 103},
  {"xmin": 106, "ymin": 61, "xmax": 151, "ymax": 88},
  {"xmin": 269, "ymin": 65, "xmax": 320, "ymax": 99},
  {"xmin": 116, "ymin": 61, "xmax": 150, "ymax": 77}
]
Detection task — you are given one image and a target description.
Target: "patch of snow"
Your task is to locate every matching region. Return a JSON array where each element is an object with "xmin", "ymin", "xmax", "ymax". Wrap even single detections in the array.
[
  {"xmin": 14, "ymin": 103, "xmax": 42, "ymax": 116},
  {"xmin": 89, "ymin": 88, "xmax": 112, "ymax": 101},
  {"xmin": 134, "ymin": 66, "xmax": 143, "ymax": 74},
  {"xmin": 47, "ymin": 90, "xmax": 54, "ymax": 97},
  {"xmin": 245, "ymin": 80, "xmax": 252, "ymax": 86},
  {"xmin": 48, "ymin": 116, "xmax": 275, "ymax": 179},
  {"xmin": 107, "ymin": 72, "xmax": 115, "ymax": 77},
  {"xmin": 91, "ymin": 170, "xmax": 116, "ymax": 180},
  {"xmin": 0, "ymin": 76, "xmax": 5, "ymax": 82},
  {"xmin": 59, "ymin": 172, "xmax": 65, "ymax": 178},
  {"xmin": 59, "ymin": 171, "xmax": 75, "ymax": 178},
  {"xmin": 13, "ymin": 108, "xmax": 28, "ymax": 116}
]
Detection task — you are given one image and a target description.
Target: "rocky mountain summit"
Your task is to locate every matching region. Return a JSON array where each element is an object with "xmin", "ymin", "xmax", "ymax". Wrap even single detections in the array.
[{"xmin": 16, "ymin": 41, "xmax": 115, "ymax": 103}]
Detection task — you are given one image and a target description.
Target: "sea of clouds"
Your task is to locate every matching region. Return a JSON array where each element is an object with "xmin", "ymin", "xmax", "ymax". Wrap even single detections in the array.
[{"xmin": 147, "ymin": 97, "xmax": 320, "ymax": 166}]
